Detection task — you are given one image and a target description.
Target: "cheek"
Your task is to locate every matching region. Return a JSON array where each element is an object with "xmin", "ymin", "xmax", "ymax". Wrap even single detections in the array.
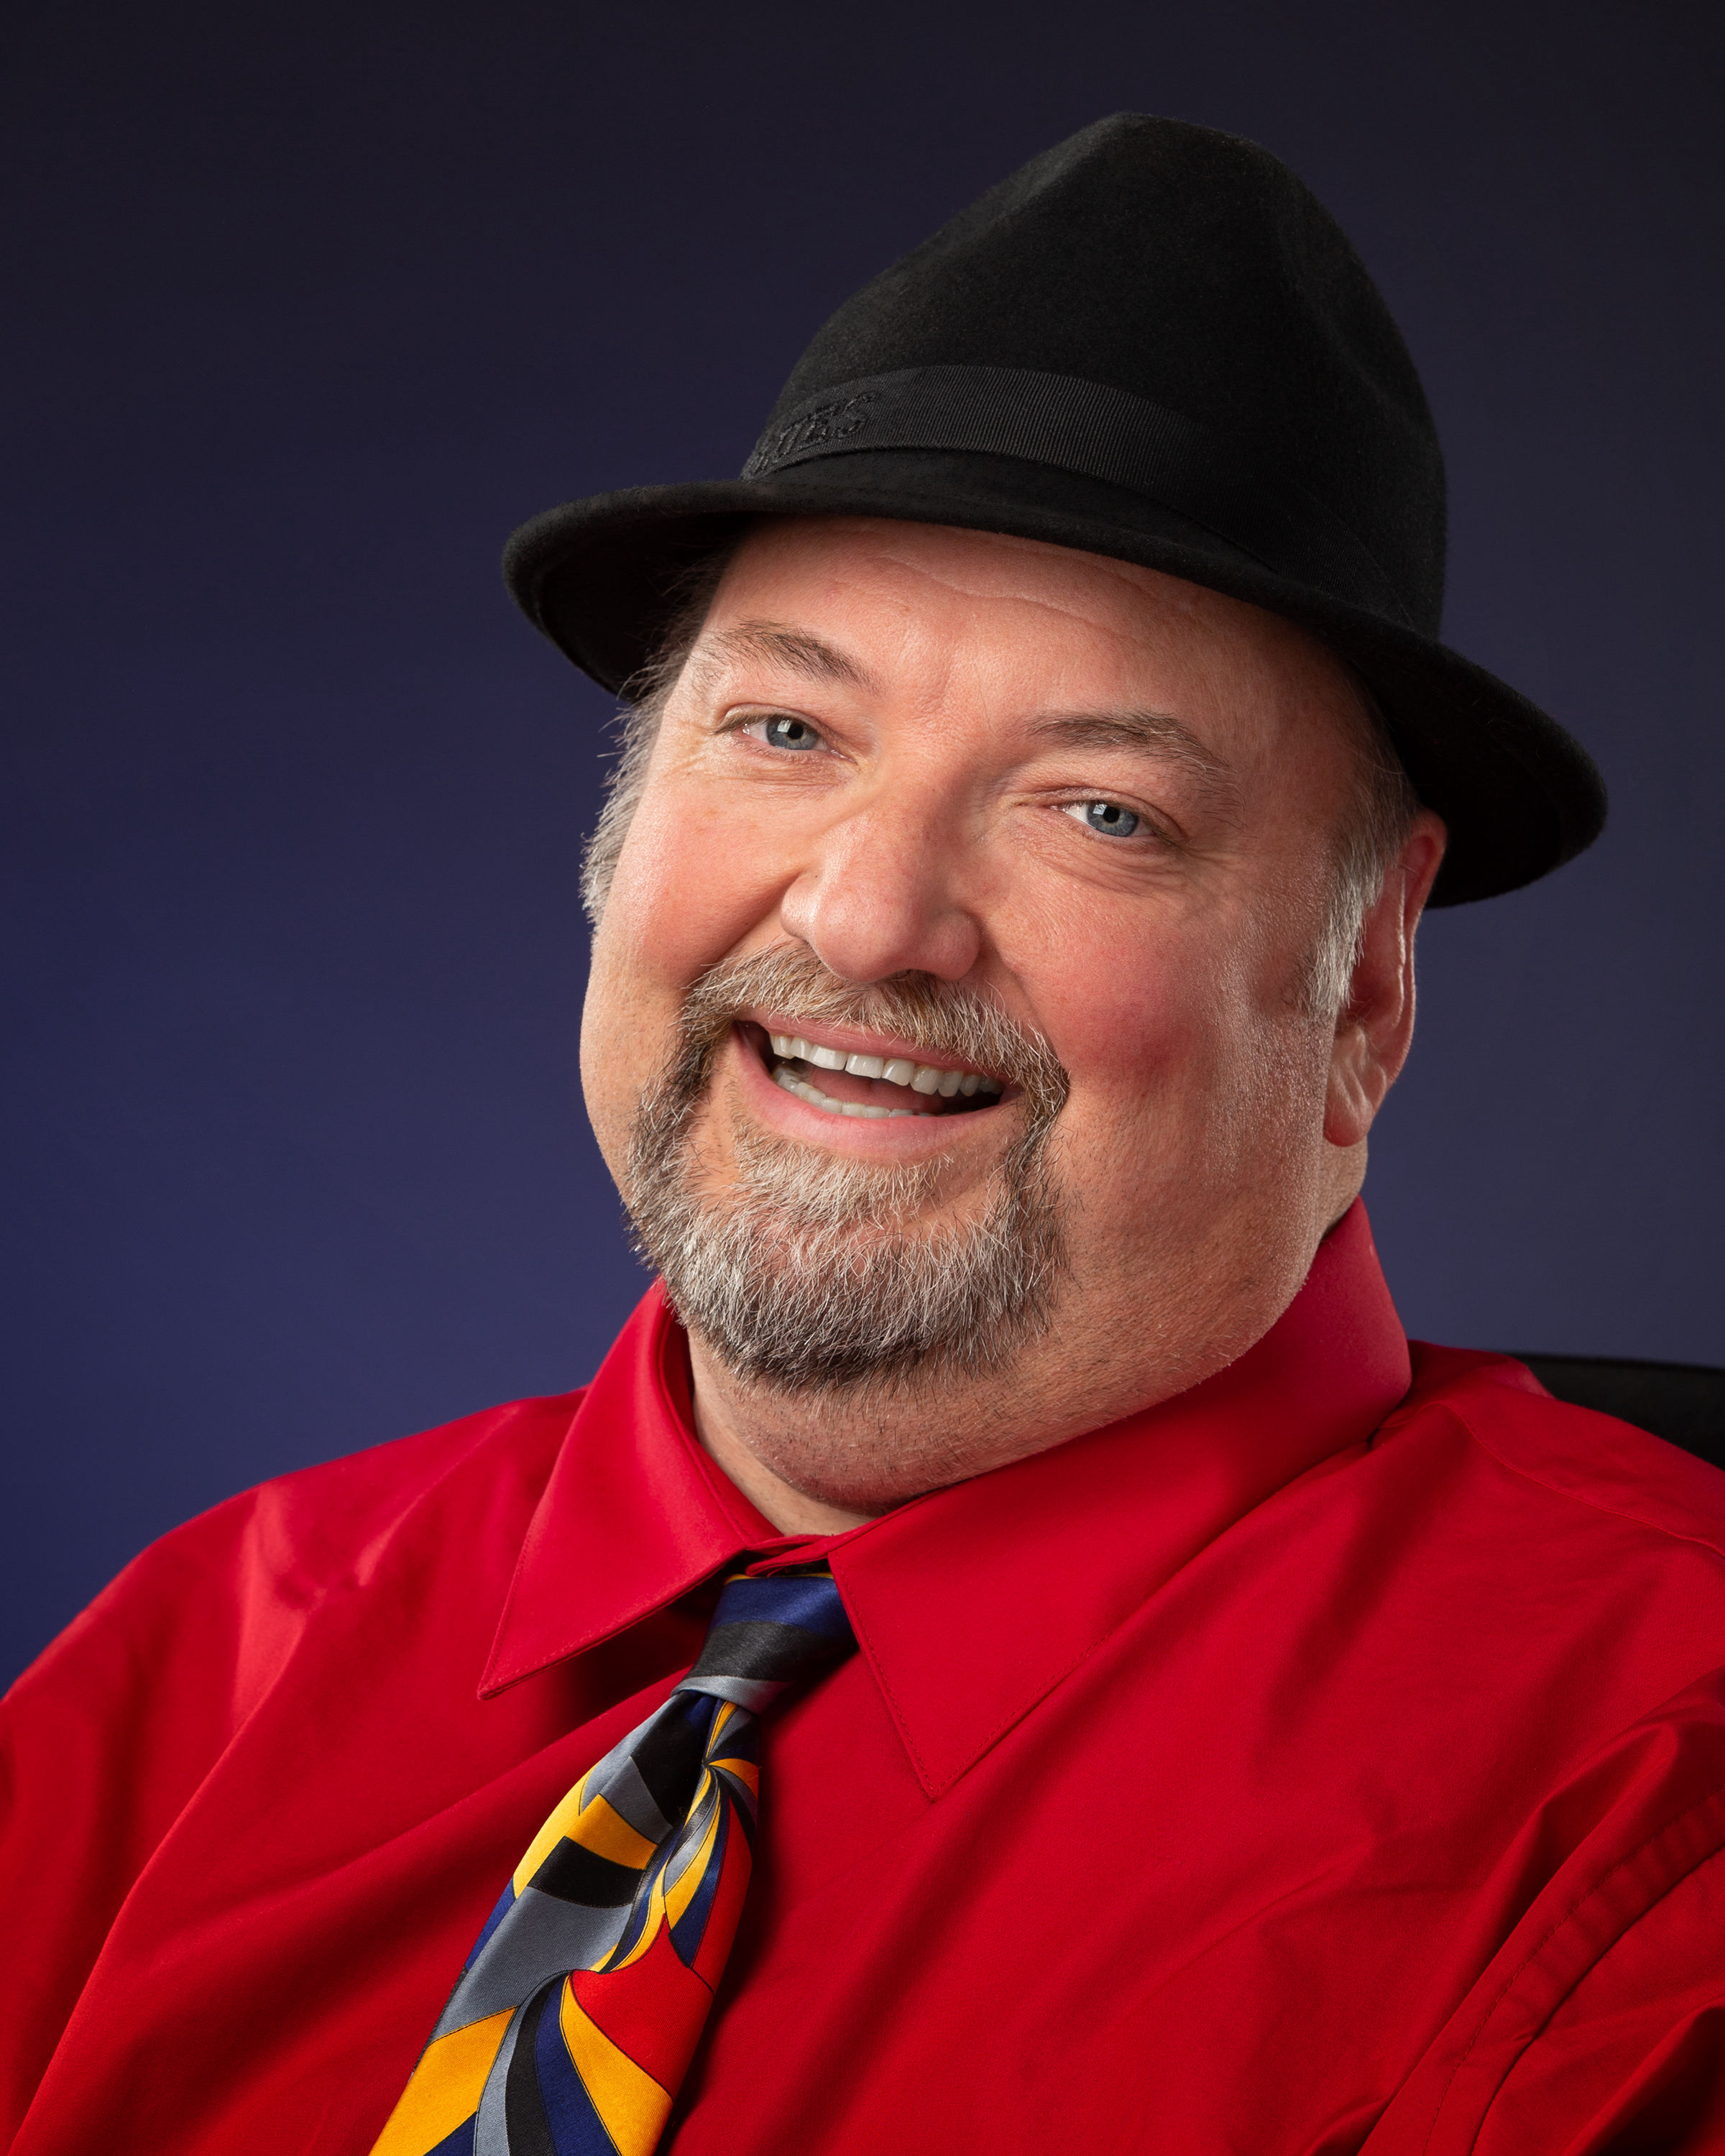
[
  {"xmin": 605, "ymin": 774, "xmax": 806, "ymax": 996},
  {"xmin": 1014, "ymin": 898, "xmax": 1233, "ymax": 1102},
  {"xmin": 1021, "ymin": 903, "xmax": 1317, "ymax": 1169},
  {"xmin": 579, "ymin": 788, "xmax": 790, "ymax": 1152}
]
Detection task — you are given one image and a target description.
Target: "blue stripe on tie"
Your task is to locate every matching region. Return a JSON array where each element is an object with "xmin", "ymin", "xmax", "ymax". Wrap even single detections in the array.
[
  {"xmin": 669, "ymin": 1798, "xmax": 728, "ymax": 1966},
  {"xmin": 532, "ymin": 1980, "xmax": 617, "ymax": 2154},
  {"xmin": 465, "ymin": 1881, "xmax": 516, "ymax": 1968},
  {"xmin": 426, "ymin": 2119, "xmax": 477, "ymax": 2156},
  {"xmin": 602, "ymin": 1837, "xmax": 676, "ymax": 1973},
  {"xmin": 710, "ymin": 1572, "xmax": 851, "ymax": 1639}
]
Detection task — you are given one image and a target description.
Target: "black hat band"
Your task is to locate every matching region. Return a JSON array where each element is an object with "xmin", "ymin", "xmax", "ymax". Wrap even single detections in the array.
[{"xmin": 742, "ymin": 365, "xmax": 1414, "ymax": 629}]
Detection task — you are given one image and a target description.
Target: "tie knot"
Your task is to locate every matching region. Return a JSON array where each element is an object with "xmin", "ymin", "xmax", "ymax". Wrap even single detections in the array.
[{"xmin": 678, "ymin": 1563, "xmax": 856, "ymax": 1711}]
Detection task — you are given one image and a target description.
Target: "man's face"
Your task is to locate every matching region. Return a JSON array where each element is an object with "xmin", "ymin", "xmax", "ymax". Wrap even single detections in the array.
[{"xmin": 582, "ymin": 517, "xmax": 1415, "ymax": 1508}]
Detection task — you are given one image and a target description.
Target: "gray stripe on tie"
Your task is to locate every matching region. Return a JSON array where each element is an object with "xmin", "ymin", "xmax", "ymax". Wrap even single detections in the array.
[
  {"xmin": 676, "ymin": 1673, "xmax": 781, "ymax": 1710},
  {"xmin": 474, "ymin": 2002, "xmax": 523, "ymax": 2156},
  {"xmin": 661, "ymin": 1782, "xmax": 719, "ymax": 1892},
  {"xmin": 584, "ymin": 1748, "xmax": 675, "ymax": 1846},
  {"xmin": 430, "ymin": 1887, "xmax": 630, "ymax": 2038}
]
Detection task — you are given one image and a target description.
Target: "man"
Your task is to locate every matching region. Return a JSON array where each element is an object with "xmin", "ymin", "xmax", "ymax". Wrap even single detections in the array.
[{"xmin": 4, "ymin": 114, "xmax": 1723, "ymax": 2155}]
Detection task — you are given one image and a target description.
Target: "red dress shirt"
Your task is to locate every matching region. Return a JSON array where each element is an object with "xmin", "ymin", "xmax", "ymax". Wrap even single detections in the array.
[{"xmin": 6, "ymin": 1203, "xmax": 1725, "ymax": 2153}]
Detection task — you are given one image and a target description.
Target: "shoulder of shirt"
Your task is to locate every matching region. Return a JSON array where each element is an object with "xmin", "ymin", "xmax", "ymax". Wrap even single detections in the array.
[
  {"xmin": 25, "ymin": 1388, "xmax": 590, "ymax": 1682},
  {"xmin": 1385, "ymin": 1342, "xmax": 1725, "ymax": 1564}
]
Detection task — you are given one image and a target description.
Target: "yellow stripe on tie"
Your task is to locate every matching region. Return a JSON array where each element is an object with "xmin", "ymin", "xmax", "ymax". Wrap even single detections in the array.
[
  {"xmin": 605, "ymin": 1864, "xmax": 672, "ymax": 1971},
  {"xmin": 558, "ymin": 1981, "xmax": 674, "ymax": 2156},
  {"xmin": 513, "ymin": 1784, "xmax": 658, "ymax": 1894},
  {"xmin": 571, "ymin": 1794, "xmax": 661, "ymax": 1868},
  {"xmin": 662, "ymin": 1797, "xmax": 722, "ymax": 1932},
  {"xmin": 709, "ymin": 1756, "xmax": 759, "ymax": 1796},
  {"xmin": 513, "ymin": 1774, "xmax": 593, "ymax": 1893},
  {"xmin": 367, "ymin": 2007, "xmax": 514, "ymax": 2156}
]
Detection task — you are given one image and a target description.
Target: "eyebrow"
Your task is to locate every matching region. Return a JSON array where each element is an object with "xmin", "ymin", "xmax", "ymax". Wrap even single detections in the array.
[
  {"xmin": 1029, "ymin": 709, "xmax": 1241, "ymax": 813},
  {"xmin": 689, "ymin": 619, "xmax": 878, "ymax": 694}
]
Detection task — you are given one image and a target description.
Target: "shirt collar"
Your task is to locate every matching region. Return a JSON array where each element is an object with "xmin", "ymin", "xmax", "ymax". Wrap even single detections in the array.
[{"xmin": 482, "ymin": 1201, "xmax": 1410, "ymax": 1795}]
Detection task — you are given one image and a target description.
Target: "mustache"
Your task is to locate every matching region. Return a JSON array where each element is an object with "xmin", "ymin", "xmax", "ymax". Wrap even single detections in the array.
[{"xmin": 667, "ymin": 945, "xmax": 1071, "ymax": 1115}]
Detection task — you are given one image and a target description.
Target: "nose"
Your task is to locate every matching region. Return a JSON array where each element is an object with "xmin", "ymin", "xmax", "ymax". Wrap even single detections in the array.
[{"xmin": 777, "ymin": 792, "xmax": 983, "ymax": 985}]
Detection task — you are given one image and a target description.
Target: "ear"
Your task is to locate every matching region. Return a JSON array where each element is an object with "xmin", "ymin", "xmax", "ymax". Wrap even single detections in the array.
[{"xmin": 1325, "ymin": 811, "xmax": 1448, "ymax": 1148}]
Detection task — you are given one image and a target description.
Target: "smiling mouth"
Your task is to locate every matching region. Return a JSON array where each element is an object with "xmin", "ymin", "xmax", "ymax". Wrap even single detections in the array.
[{"xmin": 742, "ymin": 1022, "xmax": 1007, "ymax": 1122}]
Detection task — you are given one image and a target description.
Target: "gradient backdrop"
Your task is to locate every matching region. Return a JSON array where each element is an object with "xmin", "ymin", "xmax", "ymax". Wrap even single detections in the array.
[{"xmin": 5, "ymin": 0, "xmax": 1722, "ymax": 1685}]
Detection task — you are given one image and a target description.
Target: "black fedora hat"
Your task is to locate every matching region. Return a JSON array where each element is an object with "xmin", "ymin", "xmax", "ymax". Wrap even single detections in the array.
[{"xmin": 502, "ymin": 114, "xmax": 1605, "ymax": 906}]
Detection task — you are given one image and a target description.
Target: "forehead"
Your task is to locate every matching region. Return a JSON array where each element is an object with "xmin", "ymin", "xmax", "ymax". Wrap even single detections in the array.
[{"xmin": 700, "ymin": 517, "xmax": 1367, "ymax": 780}]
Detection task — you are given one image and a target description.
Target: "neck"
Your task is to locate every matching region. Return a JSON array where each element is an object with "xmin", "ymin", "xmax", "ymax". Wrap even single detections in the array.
[
  {"xmin": 684, "ymin": 1165, "xmax": 1370, "ymax": 1537},
  {"xmin": 688, "ymin": 1351, "xmax": 878, "ymax": 1534}
]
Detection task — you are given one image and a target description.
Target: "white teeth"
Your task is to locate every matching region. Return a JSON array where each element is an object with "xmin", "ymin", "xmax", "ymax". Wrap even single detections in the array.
[
  {"xmin": 773, "ymin": 1066, "xmax": 918, "ymax": 1118},
  {"xmin": 762, "ymin": 1026, "xmax": 1004, "ymax": 1100}
]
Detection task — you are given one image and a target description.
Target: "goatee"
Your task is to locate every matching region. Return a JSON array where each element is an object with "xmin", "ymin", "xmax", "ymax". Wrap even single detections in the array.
[{"xmin": 622, "ymin": 948, "xmax": 1070, "ymax": 1399}]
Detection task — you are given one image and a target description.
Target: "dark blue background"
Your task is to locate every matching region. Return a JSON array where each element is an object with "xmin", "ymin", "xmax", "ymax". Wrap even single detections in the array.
[{"xmin": 5, "ymin": 1, "xmax": 1721, "ymax": 1687}]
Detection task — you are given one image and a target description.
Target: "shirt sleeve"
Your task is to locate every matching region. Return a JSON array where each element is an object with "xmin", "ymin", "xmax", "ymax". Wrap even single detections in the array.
[
  {"xmin": 1366, "ymin": 1667, "xmax": 1725, "ymax": 2156},
  {"xmin": 0, "ymin": 1493, "xmax": 268, "ymax": 2136},
  {"xmin": 1474, "ymin": 1845, "xmax": 1725, "ymax": 2152}
]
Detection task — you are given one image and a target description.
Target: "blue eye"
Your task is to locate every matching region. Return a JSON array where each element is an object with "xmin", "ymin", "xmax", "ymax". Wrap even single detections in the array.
[
  {"xmin": 760, "ymin": 715, "xmax": 822, "ymax": 752},
  {"xmin": 1066, "ymin": 800, "xmax": 1141, "ymax": 837}
]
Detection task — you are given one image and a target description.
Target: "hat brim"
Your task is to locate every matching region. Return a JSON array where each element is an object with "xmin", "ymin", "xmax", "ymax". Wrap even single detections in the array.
[{"xmin": 502, "ymin": 448, "xmax": 1606, "ymax": 907}]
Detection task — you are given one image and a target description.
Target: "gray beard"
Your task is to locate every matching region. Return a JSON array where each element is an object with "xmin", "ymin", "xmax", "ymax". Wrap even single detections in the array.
[{"xmin": 622, "ymin": 949, "xmax": 1071, "ymax": 1400}]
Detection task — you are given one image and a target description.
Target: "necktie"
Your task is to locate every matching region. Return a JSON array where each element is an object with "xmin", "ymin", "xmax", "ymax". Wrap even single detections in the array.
[{"xmin": 369, "ymin": 1564, "xmax": 855, "ymax": 2156}]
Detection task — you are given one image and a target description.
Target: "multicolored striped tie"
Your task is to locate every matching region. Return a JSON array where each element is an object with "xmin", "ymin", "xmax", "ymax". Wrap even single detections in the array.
[{"xmin": 369, "ymin": 1564, "xmax": 855, "ymax": 2156}]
